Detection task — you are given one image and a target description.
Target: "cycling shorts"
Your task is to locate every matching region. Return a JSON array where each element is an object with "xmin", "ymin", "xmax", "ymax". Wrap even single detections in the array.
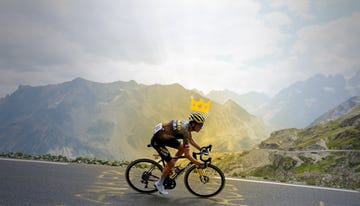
[{"xmin": 151, "ymin": 134, "xmax": 181, "ymax": 162}]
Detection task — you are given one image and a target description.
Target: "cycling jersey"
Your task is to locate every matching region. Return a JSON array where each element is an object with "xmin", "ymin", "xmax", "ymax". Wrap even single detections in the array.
[
  {"xmin": 162, "ymin": 120, "xmax": 191, "ymax": 143},
  {"xmin": 151, "ymin": 120, "xmax": 192, "ymax": 162}
]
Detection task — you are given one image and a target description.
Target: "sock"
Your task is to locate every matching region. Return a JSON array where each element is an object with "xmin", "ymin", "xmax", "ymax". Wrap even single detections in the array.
[{"xmin": 158, "ymin": 177, "xmax": 164, "ymax": 185}]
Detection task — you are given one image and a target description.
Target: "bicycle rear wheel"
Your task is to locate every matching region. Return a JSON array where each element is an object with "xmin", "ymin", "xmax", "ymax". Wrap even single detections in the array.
[
  {"xmin": 184, "ymin": 164, "xmax": 225, "ymax": 197},
  {"xmin": 125, "ymin": 158, "xmax": 163, "ymax": 193}
]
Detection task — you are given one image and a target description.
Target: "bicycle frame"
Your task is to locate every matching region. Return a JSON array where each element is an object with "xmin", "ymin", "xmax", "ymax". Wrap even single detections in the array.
[
  {"xmin": 152, "ymin": 155, "xmax": 190, "ymax": 179},
  {"xmin": 169, "ymin": 157, "xmax": 193, "ymax": 179},
  {"xmin": 154, "ymin": 145, "xmax": 212, "ymax": 181}
]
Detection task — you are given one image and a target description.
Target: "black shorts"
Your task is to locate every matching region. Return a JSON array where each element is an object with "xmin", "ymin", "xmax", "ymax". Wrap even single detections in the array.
[{"xmin": 151, "ymin": 134, "xmax": 181, "ymax": 162}]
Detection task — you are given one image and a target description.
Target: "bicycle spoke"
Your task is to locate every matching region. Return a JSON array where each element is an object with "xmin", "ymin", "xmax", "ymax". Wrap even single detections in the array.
[
  {"xmin": 125, "ymin": 159, "xmax": 163, "ymax": 193},
  {"xmin": 184, "ymin": 165, "xmax": 225, "ymax": 197}
]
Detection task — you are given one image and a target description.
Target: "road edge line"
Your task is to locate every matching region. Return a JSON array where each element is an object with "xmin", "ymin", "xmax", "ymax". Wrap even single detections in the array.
[
  {"xmin": 0, "ymin": 157, "xmax": 69, "ymax": 165},
  {"xmin": 226, "ymin": 177, "xmax": 359, "ymax": 193}
]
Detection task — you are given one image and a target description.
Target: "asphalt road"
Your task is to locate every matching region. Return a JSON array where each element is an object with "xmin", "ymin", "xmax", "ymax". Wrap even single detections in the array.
[{"xmin": 0, "ymin": 158, "xmax": 359, "ymax": 206}]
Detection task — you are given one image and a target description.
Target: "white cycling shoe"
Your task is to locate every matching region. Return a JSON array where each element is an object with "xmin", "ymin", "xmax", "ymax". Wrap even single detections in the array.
[{"xmin": 155, "ymin": 180, "xmax": 169, "ymax": 195}]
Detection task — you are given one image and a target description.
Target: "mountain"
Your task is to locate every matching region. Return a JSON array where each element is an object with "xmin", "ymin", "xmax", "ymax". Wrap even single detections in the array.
[
  {"xmin": 259, "ymin": 101, "xmax": 360, "ymax": 151},
  {"xmin": 255, "ymin": 73, "xmax": 355, "ymax": 128},
  {"xmin": 211, "ymin": 102, "xmax": 360, "ymax": 189},
  {"xmin": 348, "ymin": 70, "xmax": 360, "ymax": 95},
  {"xmin": 310, "ymin": 96, "xmax": 360, "ymax": 126},
  {"xmin": 255, "ymin": 102, "xmax": 360, "ymax": 188},
  {"xmin": 0, "ymin": 78, "xmax": 271, "ymax": 160},
  {"xmin": 206, "ymin": 90, "xmax": 271, "ymax": 113},
  {"xmin": 206, "ymin": 71, "xmax": 360, "ymax": 129}
]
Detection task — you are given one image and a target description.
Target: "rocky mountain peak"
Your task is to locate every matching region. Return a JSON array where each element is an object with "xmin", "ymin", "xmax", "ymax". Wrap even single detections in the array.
[{"xmin": 0, "ymin": 78, "xmax": 272, "ymax": 160}]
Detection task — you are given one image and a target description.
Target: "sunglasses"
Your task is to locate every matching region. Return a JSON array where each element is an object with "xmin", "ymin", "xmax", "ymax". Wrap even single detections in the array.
[{"xmin": 198, "ymin": 123, "xmax": 203, "ymax": 128}]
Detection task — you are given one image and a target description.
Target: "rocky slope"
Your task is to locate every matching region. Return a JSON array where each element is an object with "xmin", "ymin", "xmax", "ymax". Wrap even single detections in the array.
[
  {"xmin": 259, "ymin": 102, "xmax": 360, "ymax": 151},
  {"xmin": 211, "ymin": 102, "xmax": 360, "ymax": 189},
  {"xmin": 310, "ymin": 96, "xmax": 360, "ymax": 126}
]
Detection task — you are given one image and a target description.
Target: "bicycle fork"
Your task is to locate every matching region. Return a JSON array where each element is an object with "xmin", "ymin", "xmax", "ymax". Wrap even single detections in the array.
[{"xmin": 196, "ymin": 168, "xmax": 210, "ymax": 184}]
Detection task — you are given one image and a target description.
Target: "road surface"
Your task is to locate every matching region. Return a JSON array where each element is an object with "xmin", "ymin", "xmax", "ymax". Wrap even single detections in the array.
[{"xmin": 0, "ymin": 158, "xmax": 359, "ymax": 206}]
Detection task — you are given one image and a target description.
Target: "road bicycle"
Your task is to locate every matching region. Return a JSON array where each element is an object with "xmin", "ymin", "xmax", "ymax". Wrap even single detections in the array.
[{"xmin": 125, "ymin": 144, "xmax": 225, "ymax": 197}]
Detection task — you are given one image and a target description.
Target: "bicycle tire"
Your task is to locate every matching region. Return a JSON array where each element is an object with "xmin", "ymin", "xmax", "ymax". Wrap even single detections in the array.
[
  {"xmin": 184, "ymin": 164, "xmax": 225, "ymax": 197},
  {"xmin": 125, "ymin": 158, "xmax": 163, "ymax": 193}
]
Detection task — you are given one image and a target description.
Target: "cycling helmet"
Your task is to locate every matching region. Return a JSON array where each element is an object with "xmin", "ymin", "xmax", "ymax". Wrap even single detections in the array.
[{"xmin": 189, "ymin": 113, "xmax": 205, "ymax": 124}]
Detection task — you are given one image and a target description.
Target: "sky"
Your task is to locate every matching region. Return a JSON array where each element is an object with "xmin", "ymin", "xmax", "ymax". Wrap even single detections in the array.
[{"xmin": 0, "ymin": 0, "xmax": 360, "ymax": 97}]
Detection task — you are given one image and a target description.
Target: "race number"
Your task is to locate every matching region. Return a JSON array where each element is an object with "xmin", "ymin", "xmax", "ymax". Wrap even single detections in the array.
[{"xmin": 153, "ymin": 123, "xmax": 163, "ymax": 134}]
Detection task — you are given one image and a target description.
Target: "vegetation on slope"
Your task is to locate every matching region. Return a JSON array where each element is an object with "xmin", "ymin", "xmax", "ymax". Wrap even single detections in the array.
[{"xmin": 0, "ymin": 152, "xmax": 129, "ymax": 166}]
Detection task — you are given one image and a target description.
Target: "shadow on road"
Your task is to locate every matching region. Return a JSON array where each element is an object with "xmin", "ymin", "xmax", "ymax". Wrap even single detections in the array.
[{"xmin": 75, "ymin": 168, "xmax": 247, "ymax": 206}]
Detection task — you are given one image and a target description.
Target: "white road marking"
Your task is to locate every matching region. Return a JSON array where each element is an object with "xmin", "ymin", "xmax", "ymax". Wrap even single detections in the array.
[
  {"xmin": 0, "ymin": 157, "xmax": 68, "ymax": 165},
  {"xmin": 226, "ymin": 177, "xmax": 359, "ymax": 193}
]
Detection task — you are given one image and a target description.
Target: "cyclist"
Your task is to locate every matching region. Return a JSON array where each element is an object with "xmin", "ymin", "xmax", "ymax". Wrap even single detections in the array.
[{"xmin": 151, "ymin": 113, "xmax": 207, "ymax": 195}]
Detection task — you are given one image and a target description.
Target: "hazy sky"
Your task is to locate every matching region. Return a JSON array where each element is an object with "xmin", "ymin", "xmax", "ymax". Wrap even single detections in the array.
[{"xmin": 0, "ymin": 0, "xmax": 359, "ymax": 97}]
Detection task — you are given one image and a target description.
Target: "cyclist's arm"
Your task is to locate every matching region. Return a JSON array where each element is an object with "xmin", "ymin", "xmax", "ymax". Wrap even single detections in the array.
[
  {"xmin": 189, "ymin": 135, "xmax": 201, "ymax": 151},
  {"xmin": 182, "ymin": 133, "xmax": 201, "ymax": 166},
  {"xmin": 183, "ymin": 147, "xmax": 201, "ymax": 167},
  {"xmin": 182, "ymin": 128, "xmax": 201, "ymax": 151}
]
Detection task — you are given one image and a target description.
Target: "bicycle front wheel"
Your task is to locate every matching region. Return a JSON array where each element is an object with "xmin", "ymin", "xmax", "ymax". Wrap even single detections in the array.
[
  {"xmin": 184, "ymin": 164, "xmax": 225, "ymax": 197},
  {"xmin": 125, "ymin": 158, "xmax": 163, "ymax": 193}
]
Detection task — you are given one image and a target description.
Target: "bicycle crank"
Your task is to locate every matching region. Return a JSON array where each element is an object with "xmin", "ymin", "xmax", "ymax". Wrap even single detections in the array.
[{"xmin": 164, "ymin": 177, "xmax": 176, "ymax": 189}]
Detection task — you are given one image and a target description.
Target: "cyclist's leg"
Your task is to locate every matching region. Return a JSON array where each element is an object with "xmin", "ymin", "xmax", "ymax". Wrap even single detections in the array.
[
  {"xmin": 157, "ymin": 138, "xmax": 180, "ymax": 179},
  {"xmin": 151, "ymin": 135, "xmax": 173, "ymax": 194},
  {"xmin": 154, "ymin": 149, "xmax": 172, "ymax": 194},
  {"xmin": 151, "ymin": 135, "xmax": 173, "ymax": 165},
  {"xmin": 174, "ymin": 143, "xmax": 185, "ymax": 157}
]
